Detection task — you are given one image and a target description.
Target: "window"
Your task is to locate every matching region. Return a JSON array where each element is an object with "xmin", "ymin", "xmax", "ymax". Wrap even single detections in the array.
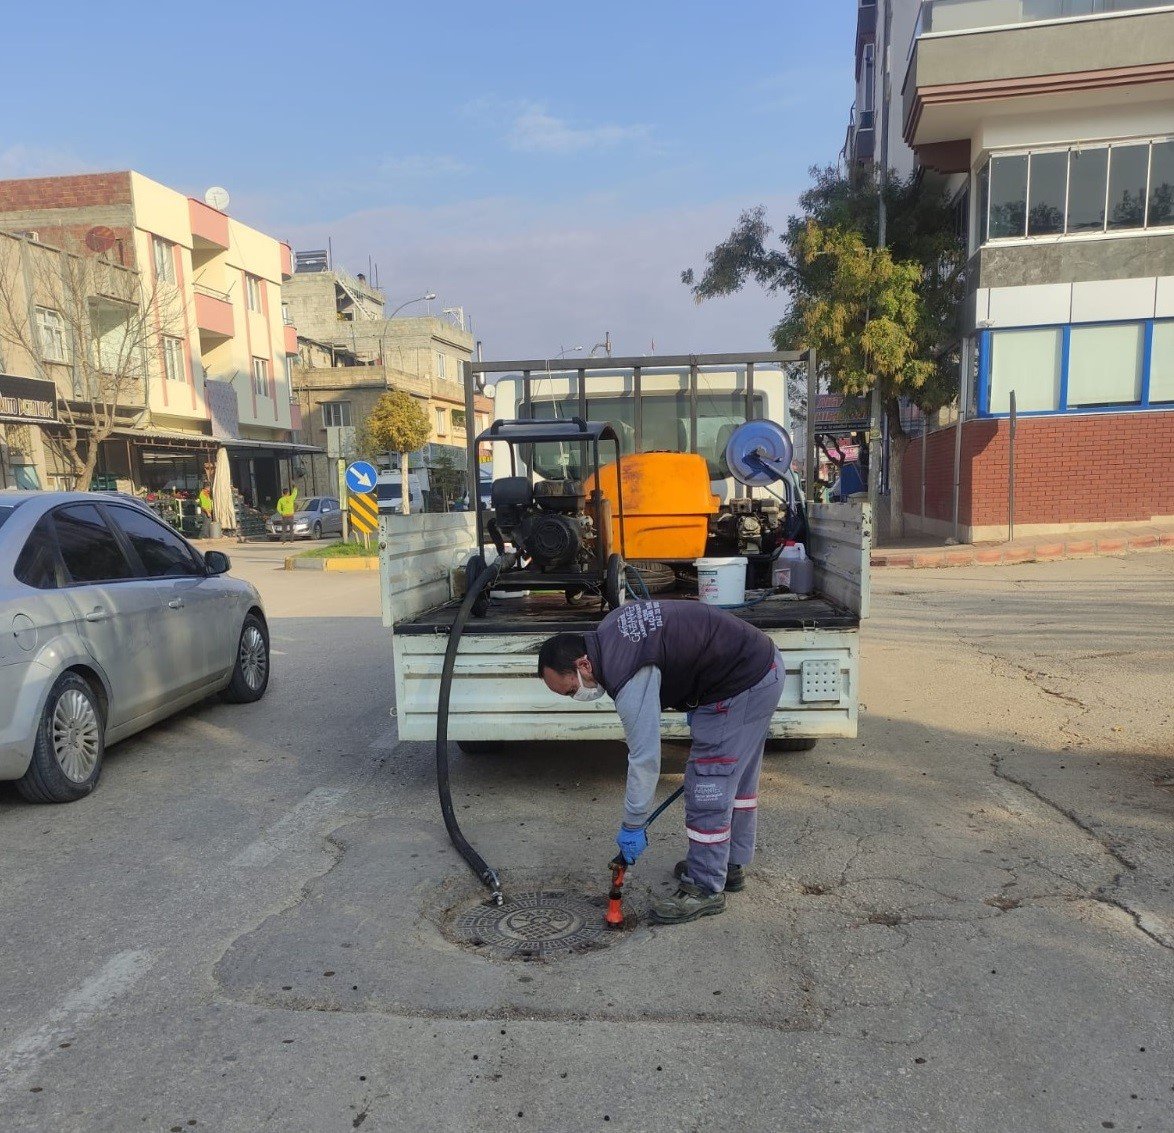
[
  {"xmin": 322, "ymin": 401, "xmax": 351, "ymax": 428},
  {"xmin": 988, "ymin": 154, "xmax": 1028, "ymax": 239},
  {"xmin": 252, "ymin": 357, "xmax": 270, "ymax": 399},
  {"xmin": 435, "ymin": 407, "xmax": 447, "ymax": 433},
  {"xmin": 1027, "ymin": 150, "xmax": 1067, "ymax": 237},
  {"xmin": 107, "ymin": 505, "xmax": 202, "ymax": 577},
  {"xmin": 15, "ymin": 517, "xmax": 61, "ymax": 589},
  {"xmin": 35, "ymin": 306, "xmax": 68, "ymax": 363},
  {"xmin": 988, "ymin": 328, "xmax": 1063, "ymax": 413},
  {"xmin": 1107, "ymin": 144, "xmax": 1149, "ymax": 230},
  {"xmin": 452, "ymin": 408, "xmax": 467, "ymax": 431},
  {"xmin": 1149, "ymin": 322, "xmax": 1174, "ymax": 402},
  {"xmin": 980, "ymin": 137, "xmax": 1174, "ymax": 243},
  {"xmin": 152, "ymin": 236, "xmax": 175, "ymax": 283},
  {"xmin": 1067, "ymin": 148, "xmax": 1108, "ymax": 233},
  {"xmin": 1149, "ymin": 140, "xmax": 1174, "ymax": 227},
  {"xmin": 1067, "ymin": 323, "xmax": 1145, "ymax": 407},
  {"xmin": 246, "ymin": 275, "xmax": 263, "ymax": 312},
  {"xmin": 862, "ymin": 44, "xmax": 875, "ymax": 114},
  {"xmin": 437, "ymin": 351, "xmax": 447, "ymax": 379},
  {"xmin": 51, "ymin": 504, "xmax": 134, "ymax": 584},
  {"xmin": 163, "ymin": 336, "xmax": 186, "ymax": 382}
]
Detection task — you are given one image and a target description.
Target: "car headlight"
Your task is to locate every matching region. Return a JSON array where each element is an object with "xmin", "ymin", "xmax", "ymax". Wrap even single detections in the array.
[{"xmin": 293, "ymin": 522, "xmax": 308, "ymax": 531}]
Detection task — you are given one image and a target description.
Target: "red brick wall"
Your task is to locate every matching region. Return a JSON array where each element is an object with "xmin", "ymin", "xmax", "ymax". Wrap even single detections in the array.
[
  {"xmin": 902, "ymin": 411, "xmax": 1174, "ymax": 527},
  {"xmin": 0, "ymin": 172, "xmax": 132, "ymax": 210},
  {"xmin": 0, "ymin": 173, "xmax": 135, "ymax": 263}
]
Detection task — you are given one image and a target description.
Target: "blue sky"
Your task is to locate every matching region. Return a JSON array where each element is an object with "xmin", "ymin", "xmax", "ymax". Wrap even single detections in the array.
[{"xmin": 4, "ymin": 1, "xmax": 854, "ymax": 356}]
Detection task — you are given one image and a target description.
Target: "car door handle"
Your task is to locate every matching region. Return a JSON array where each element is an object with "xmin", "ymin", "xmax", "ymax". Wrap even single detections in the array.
[
  {"xmin": 168, "ymin": 598, "xmax": 185, "ymax": 610},
  {"xmin": 84, "ymin": 607, "xmax": 108, "ymax": 623}
]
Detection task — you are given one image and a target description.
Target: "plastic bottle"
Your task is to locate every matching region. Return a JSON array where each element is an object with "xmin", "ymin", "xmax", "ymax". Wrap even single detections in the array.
[{"xmin": 772, "ymin": 540, "xmax": 814, "ymax": 595}]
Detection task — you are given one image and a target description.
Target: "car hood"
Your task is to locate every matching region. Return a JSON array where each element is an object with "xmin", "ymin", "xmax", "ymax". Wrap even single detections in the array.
[{"xmin": 270, "ymin": 510, "xmax": 314, "ymax": 521}]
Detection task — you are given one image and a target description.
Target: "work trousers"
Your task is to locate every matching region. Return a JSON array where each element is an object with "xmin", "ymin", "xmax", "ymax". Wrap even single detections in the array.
[{"xmin": 684, "ymin": 651, "xmax": 784, "ymax": 894}]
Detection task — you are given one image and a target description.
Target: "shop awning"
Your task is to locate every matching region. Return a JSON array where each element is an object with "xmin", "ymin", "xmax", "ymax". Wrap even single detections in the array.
[{"xmin": 109, "ymin": 427, "xmax": 321, "ymax": 455}]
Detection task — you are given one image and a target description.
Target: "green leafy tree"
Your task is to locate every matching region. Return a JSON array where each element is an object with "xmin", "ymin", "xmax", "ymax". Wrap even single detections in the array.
[
  {"xmin": 683, "ymin": 165, "xmax": 966, "ymax": 534},
  {"xmin": 360, "ymin": 390, "xmax": 430, "ymax": 514}
]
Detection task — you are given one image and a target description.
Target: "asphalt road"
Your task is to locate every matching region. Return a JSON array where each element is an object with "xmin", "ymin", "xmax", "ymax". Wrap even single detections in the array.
[{"xmin": 1, "ymin": 543, "xmax": 1171, "ymax": 1133}]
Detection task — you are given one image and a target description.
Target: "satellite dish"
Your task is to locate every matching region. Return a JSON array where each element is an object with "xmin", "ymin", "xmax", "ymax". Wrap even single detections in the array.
[
  {"xmin": 724, "ymin": 420, "xmax": 795, "ymax": 486},
  {"xmin": 85, "ymin": 225, "xmax": 116, "ymax": 253},
  {"xmin": 204, "ymin": 186, "xmax": 231, "ymax": 212}
]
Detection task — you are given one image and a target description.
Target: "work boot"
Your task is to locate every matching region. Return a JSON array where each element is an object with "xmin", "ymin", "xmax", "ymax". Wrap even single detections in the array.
[
  {"xmin": 650, "ymin": 878, "xmax": 726, "ymax": 925},
  {"xmin": 673, "ymin": 860, "xmax": 745, "ymax": 892}
]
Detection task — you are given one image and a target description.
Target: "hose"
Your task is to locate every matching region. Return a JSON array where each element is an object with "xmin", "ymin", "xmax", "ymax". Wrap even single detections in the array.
[{"xmin": 435, "ymin": 550, "xmax": 518, "ymax": 904}]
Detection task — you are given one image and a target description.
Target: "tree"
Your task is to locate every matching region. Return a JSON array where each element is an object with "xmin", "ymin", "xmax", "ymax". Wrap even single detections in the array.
[
  {"xmin": 0, "ymin": 234, "xmax": 182, "ymax": 489},
  {"xmin": 683, "ymin": 166, "xmax": 966, "ymax": 535},
  {"xmin": 361, "ymin": 390, "xmax": 430, "ymax": 514}
]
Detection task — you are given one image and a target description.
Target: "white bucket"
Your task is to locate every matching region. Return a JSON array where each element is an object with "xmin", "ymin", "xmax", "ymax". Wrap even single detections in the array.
[{"xmin": 695, "ymin": 557, "xmax": 747, "ymax": 607}]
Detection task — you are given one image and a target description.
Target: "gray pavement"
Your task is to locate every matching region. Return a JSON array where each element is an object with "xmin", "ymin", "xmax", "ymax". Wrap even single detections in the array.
[{"xmin": 1, "ymin": 544, "xmax": 1171, "ymax": 1132}]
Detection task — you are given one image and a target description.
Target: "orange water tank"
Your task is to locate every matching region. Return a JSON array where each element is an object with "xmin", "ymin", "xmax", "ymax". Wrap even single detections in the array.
[{"xmin": 586, "ymin": 453, "xmax": 718, "ymax": 561}]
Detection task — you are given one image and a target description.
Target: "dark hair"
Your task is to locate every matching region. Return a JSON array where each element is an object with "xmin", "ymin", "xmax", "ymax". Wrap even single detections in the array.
[{"xmin": 537, "ymin": 633, "xmax": 587, "ymax": 677}]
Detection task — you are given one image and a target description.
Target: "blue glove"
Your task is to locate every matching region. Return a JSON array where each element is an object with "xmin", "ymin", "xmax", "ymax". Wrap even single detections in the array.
[{"xmin": 616, "ymin": 825, "xmax": 648, "ymax": 865}]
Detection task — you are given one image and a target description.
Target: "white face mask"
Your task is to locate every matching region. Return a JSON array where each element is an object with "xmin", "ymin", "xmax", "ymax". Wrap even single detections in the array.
[{"xmin": 572, "ymin": 669, "xmax": 605, "ymax": 702}]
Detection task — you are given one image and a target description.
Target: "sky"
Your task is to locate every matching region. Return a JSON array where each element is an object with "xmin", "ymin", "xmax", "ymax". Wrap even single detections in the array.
[{"xmin": 3, "ymin": 1, "xmax": 855, "ymax": 358}]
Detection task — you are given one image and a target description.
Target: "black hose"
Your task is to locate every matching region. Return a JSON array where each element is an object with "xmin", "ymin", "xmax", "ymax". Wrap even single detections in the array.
[{"xmin": 436, "ymin": 551, "xmax": 517, "ymax": 904}]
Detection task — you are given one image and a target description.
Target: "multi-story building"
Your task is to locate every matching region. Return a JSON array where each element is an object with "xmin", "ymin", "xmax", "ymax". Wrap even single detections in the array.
[
  {"xmin": 285, "ymin": 258, "xmax": 485, "ymax": 499},
  {"xmin": 0, "ymin": 171, "xmax": 312, "ymax": 509},
  {"xmin": 858, "ymin": 0, "xmax": 1174, "ymax": 540}
]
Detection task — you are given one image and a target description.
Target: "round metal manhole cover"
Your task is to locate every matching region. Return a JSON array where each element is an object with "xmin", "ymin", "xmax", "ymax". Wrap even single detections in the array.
[{"xmin": 450, "ymin": 889, "xmax": 612, "ymax": 959}]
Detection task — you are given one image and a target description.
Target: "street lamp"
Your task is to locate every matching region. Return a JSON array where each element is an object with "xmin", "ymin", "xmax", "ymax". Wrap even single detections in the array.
[
  {"xmin": 388, "ymin": 291, "xmax": 437, "ymax": 319},
  {"xmin": 553, "ymin": 345, "xmax": 583, "ymax": 359}
]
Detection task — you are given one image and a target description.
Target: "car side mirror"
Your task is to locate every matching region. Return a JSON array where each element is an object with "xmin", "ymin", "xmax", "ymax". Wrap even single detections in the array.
[{"xmin": 205, "ymin": 551, "xmax": 231, "ymax": 576}]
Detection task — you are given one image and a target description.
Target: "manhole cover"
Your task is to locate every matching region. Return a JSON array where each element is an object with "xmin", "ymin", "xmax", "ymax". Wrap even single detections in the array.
[{"xmin": 450, "ymin": 889, "xmax": 611, "ymax": 959}]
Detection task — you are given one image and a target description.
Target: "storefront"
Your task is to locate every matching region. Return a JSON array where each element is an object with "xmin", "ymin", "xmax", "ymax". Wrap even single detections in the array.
[{"xmin": 0, "ymin": 374, "xmax": 56, "ymax": 490}]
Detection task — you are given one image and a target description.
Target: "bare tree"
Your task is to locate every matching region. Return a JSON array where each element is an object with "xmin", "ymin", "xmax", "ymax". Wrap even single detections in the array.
[{"xmin": 0, "ymin": 234, "xmax": 182, "ymax": 489}]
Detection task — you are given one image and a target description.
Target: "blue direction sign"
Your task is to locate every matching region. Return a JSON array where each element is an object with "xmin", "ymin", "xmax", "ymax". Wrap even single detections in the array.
[{"xmin": 345, "ymin": 460, "xmax": 378, "ymax": 494}]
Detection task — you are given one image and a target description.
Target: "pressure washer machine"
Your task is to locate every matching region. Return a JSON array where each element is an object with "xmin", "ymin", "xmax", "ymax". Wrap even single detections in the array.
[{"xmin": 466, "ymin": 417, "xmax": 628, "ymax": 615}]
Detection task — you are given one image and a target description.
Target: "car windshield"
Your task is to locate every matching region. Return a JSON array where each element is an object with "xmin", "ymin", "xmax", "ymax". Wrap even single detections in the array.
[{"xmin": 303, "ymin": 499, "xmax": 320, "ymax": 512}]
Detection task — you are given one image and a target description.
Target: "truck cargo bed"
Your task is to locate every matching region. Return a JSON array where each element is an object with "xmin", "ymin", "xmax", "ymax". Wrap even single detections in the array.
[{"xmin": 395, "ymin": 589, "xmax": 860, "ymax": 636}]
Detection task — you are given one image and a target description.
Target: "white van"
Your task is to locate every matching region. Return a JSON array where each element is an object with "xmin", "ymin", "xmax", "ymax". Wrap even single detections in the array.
[{"xmin": 375, "ymin": 472, "xmax": 425, "ymax": 514}]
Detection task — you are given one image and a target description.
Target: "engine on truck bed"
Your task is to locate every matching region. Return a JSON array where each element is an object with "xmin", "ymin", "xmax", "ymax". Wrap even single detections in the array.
[{"xmin": 489, "ymin": 477, "xmax": 597, "ymax": 571}]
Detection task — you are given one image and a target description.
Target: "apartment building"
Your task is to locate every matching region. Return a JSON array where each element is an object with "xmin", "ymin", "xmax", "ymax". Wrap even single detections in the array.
[
  {"xmin": 285, "ymin": 259, "xmax": 485, "ymax": 498},
  {"xmin": 856, "ymin": 0, "xmax": 1174, "ymax": 539},
  {"xmin": 0, "ymin": 171, "xmax": 312, "ymax": 507}
]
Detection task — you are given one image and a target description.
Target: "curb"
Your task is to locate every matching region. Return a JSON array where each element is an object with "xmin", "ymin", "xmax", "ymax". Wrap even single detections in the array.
[
  {"xmin": 873, "ymin": 532, "xmax": 1174, "ymax": 569},
  {"xmin": 284, "ymin": 556, "xmax": 379, "ymax": 572}
]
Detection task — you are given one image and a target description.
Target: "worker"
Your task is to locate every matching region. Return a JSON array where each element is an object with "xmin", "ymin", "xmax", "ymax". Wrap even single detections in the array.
[
  {"xmin": 197, "ymin": 481, "xmax": 214, "ymax": 538},
  {"xmin": 276, "ymin": 486, "xmax": 298, "ymax": 542},
  {"xmin": 537, "ymin": 600, "xmax": 784, "ymax": 926}
]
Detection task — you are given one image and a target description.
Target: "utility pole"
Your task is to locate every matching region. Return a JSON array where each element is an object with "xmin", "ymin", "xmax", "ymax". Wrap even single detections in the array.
[{"xmin": 869, "ymin": 0, "xmax": 891, "ymax": 530}]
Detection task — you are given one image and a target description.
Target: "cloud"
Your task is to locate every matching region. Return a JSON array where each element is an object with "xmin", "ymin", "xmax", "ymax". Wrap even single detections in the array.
[
  {"xmin": 378, "ymin": 154, "xmax": 471, "ymax": 178},
  {"xmin": 280, "ymin": 192, "xmax": 794, "ymax": 359},
  {"xmin": 0, "ymin": 144, "xmax": 91, "ymax": 179},
  {"xmin": 463, "ymin": 97, "xmax": 651, "ymax": 155},
  {"xmin": 508, "ymin": 104, "xmax": 650, "ymax": 154}
]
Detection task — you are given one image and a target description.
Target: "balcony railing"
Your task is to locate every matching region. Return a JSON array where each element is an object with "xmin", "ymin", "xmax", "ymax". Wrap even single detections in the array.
[{"xmin": 914, "ymin": 0, "xmax": 1171, "ymax": 38}]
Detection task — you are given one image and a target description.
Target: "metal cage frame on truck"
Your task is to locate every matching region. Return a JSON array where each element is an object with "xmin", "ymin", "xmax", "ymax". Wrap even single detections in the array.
[{"xmin": 460, "ymin": 350, "xmax": 820, "ymax": 506}]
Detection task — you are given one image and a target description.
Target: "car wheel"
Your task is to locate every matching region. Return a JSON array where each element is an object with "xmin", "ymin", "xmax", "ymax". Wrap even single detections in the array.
[
  {"xmin": 222, "ymin": 613, "xmax": 270, "ymax": 703},
  {"xmin": 17, "ymin": 672, "xmax": 105, "ymax": 803},
  {"xmin": 313, "ymin": 521, "xmax": 322, "ymax": 540}
]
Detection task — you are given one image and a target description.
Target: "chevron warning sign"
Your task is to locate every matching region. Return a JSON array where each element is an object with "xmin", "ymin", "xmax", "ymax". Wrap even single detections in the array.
[{"xmin": 348, "ymin": 489, "xmax": 378, "ymax": 535}]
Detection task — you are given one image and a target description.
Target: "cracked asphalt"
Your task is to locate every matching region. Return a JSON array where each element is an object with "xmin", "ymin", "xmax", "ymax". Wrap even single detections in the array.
[{"xmin": 1, "ymin": 544, "xmax": 1171, "ymax": 1132}]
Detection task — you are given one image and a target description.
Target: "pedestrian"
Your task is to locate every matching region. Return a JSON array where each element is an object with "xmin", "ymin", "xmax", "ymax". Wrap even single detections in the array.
[
  {"xmin": 276, "ymin": 486, "xmax": 297, "ymax": 542},
  {"xmin": 197, "ymin": 481, "xmax": 214, "ymax": 538},
  {"xmin": 537, "ymin": 599, "xmax": 784, "ymax": 926}
]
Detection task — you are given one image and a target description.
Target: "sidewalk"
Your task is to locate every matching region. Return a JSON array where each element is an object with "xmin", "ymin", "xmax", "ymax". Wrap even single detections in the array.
[{"xmin": 872, "ymin": 522, "xmax": 1174, "ymax": 568}]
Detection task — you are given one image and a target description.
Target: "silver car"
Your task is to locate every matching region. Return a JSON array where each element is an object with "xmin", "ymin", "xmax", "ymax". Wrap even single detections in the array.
[
  {"xmin": 265, "ymin": 496, "xmax": 343, "ymax": 540},
  {"xmin": 0, "ymin": 491, "xmax": 270, "ymax": 803}
]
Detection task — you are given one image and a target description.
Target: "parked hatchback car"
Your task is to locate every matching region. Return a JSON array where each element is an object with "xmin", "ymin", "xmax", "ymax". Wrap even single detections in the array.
[
  {"xmin": 265, "ymin": 496, "xmax": 343, "ymax": 540},
  {"xmin": 0, "ymin": 491, "xmax": 270, "ymax": 803}
]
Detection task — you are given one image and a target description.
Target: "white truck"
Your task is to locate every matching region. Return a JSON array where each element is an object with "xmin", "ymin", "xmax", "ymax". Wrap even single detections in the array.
[{"xmin": 380, "ymin": 352, "xmax": 870, "ymax": 751}]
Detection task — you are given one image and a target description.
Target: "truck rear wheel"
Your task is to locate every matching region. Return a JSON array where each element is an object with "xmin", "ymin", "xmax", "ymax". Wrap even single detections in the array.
[
  {"xmin": 604, "ymin": 554, "xmax": 626, "ymax": 610},
  {"xmin": 767, "ymin": 738, "xmax": 819, "ymax": 753}
]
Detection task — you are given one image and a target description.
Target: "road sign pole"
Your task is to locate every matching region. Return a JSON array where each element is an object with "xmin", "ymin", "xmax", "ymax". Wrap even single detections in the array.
[{"xmin": 338, "ymin": 458, "xmax": 349, "ymax": 541}]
